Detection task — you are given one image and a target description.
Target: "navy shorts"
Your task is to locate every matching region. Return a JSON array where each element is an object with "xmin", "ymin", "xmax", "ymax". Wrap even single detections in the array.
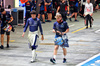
[
  {"xmin": 39, "ymin": 10, "xmax": 44, "ymax": 15},
  {"xmin": 1, "ymin": 29, "xmax": 10, "ymax": 35},
  {"xmin": 73, "ymin": 6, "xmax": 78, "ymax": 12},
  {"xmin": 47, "ymin": 8, "xmax": 52, "ymax": 13}
]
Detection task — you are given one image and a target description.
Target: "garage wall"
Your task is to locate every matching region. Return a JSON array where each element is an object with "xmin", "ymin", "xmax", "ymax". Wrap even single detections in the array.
[{"xmin": 4, "ymin": 0, "xmax": 14, "ymax": 8}]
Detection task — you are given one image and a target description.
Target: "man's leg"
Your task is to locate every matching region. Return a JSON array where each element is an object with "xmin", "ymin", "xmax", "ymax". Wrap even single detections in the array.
[
  {"xmin": 7, "ymin": 35, "xmax": 10, "ymax": 48},
  {"xmin": 50, "ymin": 45, "xmax": 59, "ymax": 64},
  {"xmin": 71, "ymin": 13, "xmax": 75, "ymax": 18},
  {"xmin": 37, "ymin": 14, "xmax": 40, "ymax": 19},
  {"xmin": 62, "ymin": 47, "xmax": 67, "ymax": 63},
  {"xmin": 75, "ymin": 12, "xmax": 78, "ymax": 20},
  {"xmin": 53, "ymin": 45, "xmax": 59, "ymax": 58},
  {"xmin": 31, "ymin": 34, "xmax": 38, "ymax": 63},
  {"xmin": 62, "ymin": 48, "xmax": 67, "ymax": 58},
  {"xmin": 62, "ymin": 12, "xmax": 67, "ymax": 21},
  {"xmin": 86, "ymin": 15, "xmax": 89, "ymax": 29},
  {"xmin": 48, "ymin": 13, "xmax": 52, "ymax": 21},
  {"xmin": 42, "ymin": 14, "xmax": 45, "ymax": 22},
  {"xmin": 6, "ymin": 31, "xmax": 10, "ymax": 48},
  {"xmin": 1, "ymin": 29, "xmax": 5, "ymax": 49},
  {"xmin": 1, "ymin": 34, "xmax": 4, "ymax": 46},
  {"xmin": 88, "ymin": 15, "xmax": 92, "ymax": 28}
]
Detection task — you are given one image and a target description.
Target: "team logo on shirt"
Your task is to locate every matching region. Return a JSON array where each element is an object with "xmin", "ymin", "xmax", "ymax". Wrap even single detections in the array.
[
  {"xmin": 61, "ymin": 23, "xmax": 64, "ymax": 28},
  {"xmin": 29, "ymin": 21, "xmax": 33, "ymax": 25},
  {"xmin": 26, "ymin": 2, "xmax": 31, "ymax": 6},
  {"xmin": 34, "ymin": 21, "xmax": 38, "ymax": 26}
]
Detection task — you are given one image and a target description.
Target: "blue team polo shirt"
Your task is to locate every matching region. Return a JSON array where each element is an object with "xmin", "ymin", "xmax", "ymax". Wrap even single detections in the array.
[{"xmin": 53, "ymin": 21, "xmax": 69, "ymax": 36}]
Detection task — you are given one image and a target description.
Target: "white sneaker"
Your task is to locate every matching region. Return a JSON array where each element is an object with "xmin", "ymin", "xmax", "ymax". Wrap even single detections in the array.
[{"xmin": 30, "ymin": 54, "xmax": 37, "ymax": 63}]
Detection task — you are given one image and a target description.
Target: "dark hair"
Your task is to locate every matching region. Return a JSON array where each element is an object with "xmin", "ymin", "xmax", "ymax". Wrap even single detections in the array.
[
  {"xmin": 0, "ymin": 5, "xmax": 2, "ymax": 8},
  {"xmin": 8, "ymin": 5, "xmax": 11, "ymax": 9},
  {"xmin": 0, "ymin": 7, "xmax": 5, "ymax": 12},
  {"xmin": 30, "ymin": 10, "xmax": 36, "ymax": 14}
]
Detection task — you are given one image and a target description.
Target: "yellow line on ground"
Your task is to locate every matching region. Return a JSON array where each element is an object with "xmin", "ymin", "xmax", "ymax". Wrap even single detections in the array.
[
  {"xmin": 5, "ymin": 40, "xmax": 15, "ymax": 42},
  {"xmin": 36, "ymin": 51, "xmax": 43, "ymax": 53},
  {"xmin": 72, "ymin": 26, "xmax": 90, "ymax": 33}
]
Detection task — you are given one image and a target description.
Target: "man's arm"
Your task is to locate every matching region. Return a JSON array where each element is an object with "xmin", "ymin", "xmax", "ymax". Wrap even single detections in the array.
[
  {"xmin": 22, "ymin": 19, "xmax": 29, "ymax": 37},
  {"xmin": 57, "ymin": 6, "xmax": 60, "ymax": 13},
  {"xmin": 84, "ymin": 4, "xmax": 87, "ymax": 16},
  {"xmin": 90, "ymin": 4, "xmax": 93, "ymax": 16},
  {"xmin": 38, "ymin": 20, "xmax": 44, "ymax": 40},
  {"xmin": 45, "ymin": 1, "xmax": 51, "ymax": 5},
  {"xmin": 8, "ymin": 16, "xmax": 13, "ymax": 23},
  {"xmin": 62, "ymin": 28, "xmax": 69, "ymax": 35}
]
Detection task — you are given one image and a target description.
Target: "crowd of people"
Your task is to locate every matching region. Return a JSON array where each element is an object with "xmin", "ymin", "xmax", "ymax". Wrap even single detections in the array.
[
  {"xmin": 24, "ymin": 0, "xmax": 100, "ymax": 24},
  {"xmin": 0, "ymin": 0, "xmax": 100, "ymax": 64}
]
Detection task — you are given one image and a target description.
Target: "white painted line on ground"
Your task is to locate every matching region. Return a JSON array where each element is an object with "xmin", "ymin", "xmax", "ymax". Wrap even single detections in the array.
[
  {"xmin": 95, "ymin": 29, "xmax": 100, "ymax": 33},
  {"xmin": 69, "ymin": 24, "xmax": 75, "ymax": 27},
  {"xmin": 76, "ymin": 53, "xmax": 100, "ymax": 66}
]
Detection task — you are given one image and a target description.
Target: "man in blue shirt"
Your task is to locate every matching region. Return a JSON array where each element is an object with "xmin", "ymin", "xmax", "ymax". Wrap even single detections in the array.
[
  {"xmin": 50, "ymin": 13, "xmax": 69, "ymax": 64},
  {"xmin": 0, "ymin": 8, "xmax": 13, "ymax": 49},
  {"xmin": 22, "ymin": 10, "xmax": 44, "ymax": 62},
  {"xmin": 45, "ymin": 0, "xmax": 52, "ymax": 22},
  {"xmin": 69, "ymin": 0, "xmax": 80, "ymax": 22},
  {"xmin": 38, "ymin": 0, "xmax": 45, "ymax": 24}
]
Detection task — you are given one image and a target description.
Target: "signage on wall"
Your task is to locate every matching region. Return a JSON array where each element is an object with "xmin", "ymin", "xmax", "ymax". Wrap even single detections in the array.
[{"xmin": 20, "ymin": 0, "xmax": 28, "ymax": 4}]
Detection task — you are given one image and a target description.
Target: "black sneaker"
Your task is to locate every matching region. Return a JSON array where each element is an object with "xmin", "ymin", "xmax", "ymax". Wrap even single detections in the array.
[
  {"xmin": 75, "ymin": 19, "xmax": 79, "ymax": 22},
  {"xmin": 0, "ymin": 45, "xmax": 4, "ymax": 49},
  {"xmin": 69, "ymin": 18, "xmax": 72, "ymax": 21},
  {"xmin": 90, "ymin": 25, "xmax": 92, "ymax": 28},
  {"xmin": 7, "ymin": 44, "xmax": 9, "ymax": 48},
  {"xmin": 86, "ymin": 26, "xmax": 88, "ymax": 29},
  {"xmin": 50, "ymin": 58, "xmax": 56, "ymax": 64},
  {"xmin": 41, "ymin": 22, "xmax": 45, "ymax": 24},
  {"xmin": 46, "ymin": 20, "xmax": 51, "ymax": 22},
  {"xmin": 63, "ymin": 58, "xmax": 67, "ymax": 63}
]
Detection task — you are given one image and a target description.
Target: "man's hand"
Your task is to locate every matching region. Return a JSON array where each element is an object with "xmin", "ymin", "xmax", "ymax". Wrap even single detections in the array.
[
  {"xmin": 62, "ymin": 32, "xmax": 65, "ymax": 35},
  {"xmin": 67, "ymin": 12, "xmax": 69, "ymax": 14},
  {"xmin": 8, "ymin": 21, "xmax": 11, "ymax": 23},
  {"xmin": 57, "ymin": 31, "xmax": 61, "ymax": 35},
  {"xmin": 48, "ymin": 3, "xmax": 51, "ymax": 5},
  {"xmin": 22, "ymin": 32, "xmax": 25, "ymax": 37},
  {"xmin": 41, "ymin": 35, "xmax": 44, "ymax": 40},
  {"xmin": 53, "ymin": 29, "xmax": 56, "ymax": 33},
  {"xmin": 90, "ymin": 13, "xmax": 93, "ymax": 16},
  {"xmin": 38, "ymin": 4, "xmax": 41, "ymax": 6}
]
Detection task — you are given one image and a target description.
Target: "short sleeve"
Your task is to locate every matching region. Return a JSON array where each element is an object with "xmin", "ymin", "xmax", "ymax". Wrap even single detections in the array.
[
  {"xmin": 53, "ymin": 22, "xmax": 56, "ymax": 30},
  {"xmin": 65, "ymin": 22, "xmax": 69, "ymax": 29}
]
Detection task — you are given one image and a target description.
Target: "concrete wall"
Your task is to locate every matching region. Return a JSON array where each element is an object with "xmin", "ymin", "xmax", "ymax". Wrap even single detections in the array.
[{"xmin": 4, "ymin": 0, "xmax": 14, "ymax": 8}]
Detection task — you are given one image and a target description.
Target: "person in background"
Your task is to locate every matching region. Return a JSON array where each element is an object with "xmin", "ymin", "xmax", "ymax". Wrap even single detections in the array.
[
  {"xmin": 70, "ymin": 0, "xmax": 80, "ymax": 22},
  {"xmin": 45, "ymin": 0, "xmax": 52, "ymax": 22},
  {"xmin": 57, "ymin": 0, "xmax": 70, "ymax": 21},
  {"xmin": 95, "ymin": 0, "xmax": 99, "ymax": 11},
  {"xmin": 0, "ymin": 8, "xmax": 13, "ymax": 49},
  {"xmin": 24, "ymin": 0, "xmax": 33, "ymax": 27},
  {"xmin": 84, "ymin": 0, "xmax": 93, "ymax": 29},
  {"xmin": 8, "ymin": 5, "xmax": 11, "ymax": 9},
  {"xmin": 38, "ymin": 0, "xmax": 45, "ymax": 24},
  {"xmin": 32, "ymin": 0, "xmax": 37, "ymax": 10}
]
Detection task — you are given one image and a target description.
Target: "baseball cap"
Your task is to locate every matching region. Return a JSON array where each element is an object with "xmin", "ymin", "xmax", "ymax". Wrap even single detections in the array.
[{"xmin": 30, "ymin": 10, "xmax": 36, "ymax": 14}]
